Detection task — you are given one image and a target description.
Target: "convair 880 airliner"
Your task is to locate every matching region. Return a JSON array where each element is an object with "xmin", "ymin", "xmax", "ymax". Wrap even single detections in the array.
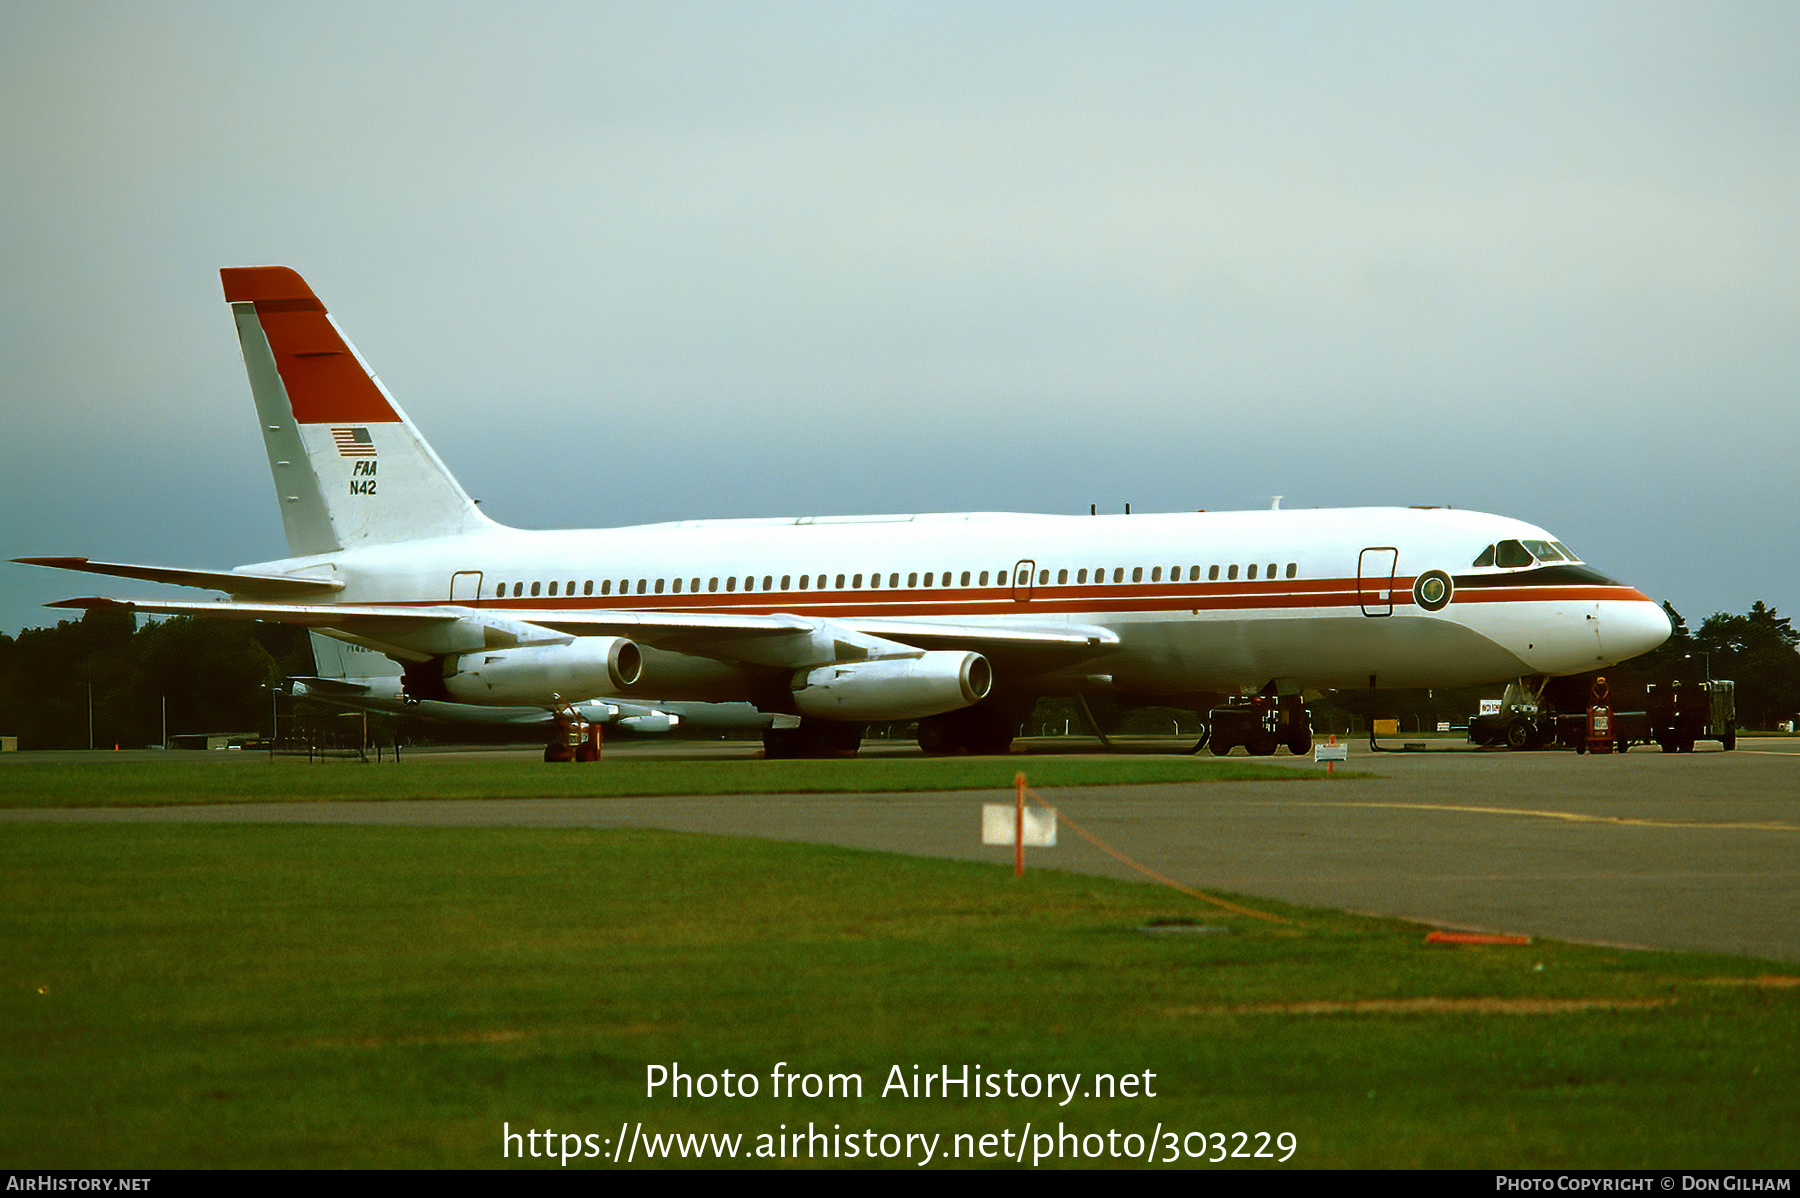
[{"xmin": 18, "ymin": 266, "xmax": 1671, "ymax": 758}]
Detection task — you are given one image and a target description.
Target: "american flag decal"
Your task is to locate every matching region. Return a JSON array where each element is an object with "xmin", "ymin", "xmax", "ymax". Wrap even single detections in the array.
[{"xmin": 331, "ymin": 427, "xmax": 376, "ymax": 457}]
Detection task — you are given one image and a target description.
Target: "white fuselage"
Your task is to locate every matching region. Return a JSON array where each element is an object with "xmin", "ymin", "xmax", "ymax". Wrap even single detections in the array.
[{"xmin": 241, "ymin": 505, "xmax": 1671, "ymax": 701}]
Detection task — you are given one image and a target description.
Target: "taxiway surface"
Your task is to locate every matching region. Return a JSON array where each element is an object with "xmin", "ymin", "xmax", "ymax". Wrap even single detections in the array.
[{"xmin": 9, "ymin": 737, "xmax": 1796, "ymax": 962}]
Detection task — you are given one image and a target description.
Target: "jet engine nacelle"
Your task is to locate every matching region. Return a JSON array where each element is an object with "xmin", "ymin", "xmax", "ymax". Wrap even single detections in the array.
[
  {"xmin": 443, "ymin": 637, "xmax": 642, "ymax": 707},
  {"xmin": 792, "ymin": 651, "xmax": 992, "ymax": 721},
  {"xmin": 620, "ymin": 712, "xmax": 680, "ymax": 734}
]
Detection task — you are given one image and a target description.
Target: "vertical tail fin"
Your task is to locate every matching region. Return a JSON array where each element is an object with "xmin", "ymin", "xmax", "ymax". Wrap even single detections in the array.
[{"xmin": 221, "ymin": 266, "xmax": 496, "ymax": 556}]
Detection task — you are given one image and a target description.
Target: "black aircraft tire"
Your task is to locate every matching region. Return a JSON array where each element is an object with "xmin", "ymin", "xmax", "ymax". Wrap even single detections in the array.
[{"xmin": 915, "ymin": 719, "xmax": 951, "ymax": 756}]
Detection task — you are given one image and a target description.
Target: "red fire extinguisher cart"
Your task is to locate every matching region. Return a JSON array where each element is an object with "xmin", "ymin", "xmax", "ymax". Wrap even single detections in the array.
[{"xmin": 1584, "ymin": 677, "xmax": 1614, "ymax": 755}]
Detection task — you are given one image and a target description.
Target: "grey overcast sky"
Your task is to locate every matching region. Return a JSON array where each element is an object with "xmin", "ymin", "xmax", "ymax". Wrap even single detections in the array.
[{"xmin": 2, "ymin": 1, "xmax": 1796, "ymax": 637}]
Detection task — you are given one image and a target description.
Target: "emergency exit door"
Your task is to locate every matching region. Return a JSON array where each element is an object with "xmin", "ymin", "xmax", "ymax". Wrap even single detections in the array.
[
  {"xmin": 450, "ymin": 570, "xmax": 484, "ymax": 603},
  {"xmin": 1012, "ymin": 559, "xmax": 1036, "ymax": 602}
]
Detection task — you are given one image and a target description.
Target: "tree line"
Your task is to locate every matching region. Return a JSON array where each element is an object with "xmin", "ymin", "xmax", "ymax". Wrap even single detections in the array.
[{"xmin": 0, "ymin": 610, "xmax": 312, "ymax": 750}]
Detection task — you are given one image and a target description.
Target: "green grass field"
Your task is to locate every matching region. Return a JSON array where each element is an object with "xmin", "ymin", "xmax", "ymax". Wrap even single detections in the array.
[
  {"xmin": 3, "ymin": 816, "xmax": 1794, "ymax": 1169},
  {"xmin": 0, "ymin": 752, "xmax": 1320, "ymax": 808}
]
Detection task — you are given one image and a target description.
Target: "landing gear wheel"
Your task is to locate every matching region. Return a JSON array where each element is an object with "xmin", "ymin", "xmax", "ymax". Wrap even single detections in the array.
[
  {"xmin": 916, "ymin": 702, "xmax": 1023, "ymax": 756},
  {"xmin": 1287, "ymin": 730, "xmax": 1312, "ymax": 757},
  {"xmin": 1248, "ymin": 732, "xmax": 1278, "ymax": 757},
  {"xmin": 1505, "ymin": 719, "xmax": 1531, "ymax": 751},
  {"xmin": 915, "ymin": 720, "xmax": 951, "ymax": 755},
  {"xmin": 765, "ymin": 719, "xmax": 864, "ymax": 759},
  {"xmin": 544, "ymin": 742, "xmax": 573, "ymax": 763}
]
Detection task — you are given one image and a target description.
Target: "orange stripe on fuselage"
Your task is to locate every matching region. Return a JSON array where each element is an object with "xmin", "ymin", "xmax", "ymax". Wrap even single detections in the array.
[{"xmin": 386, "ymin": 578, "xmax": 1654, "ymax": 619}]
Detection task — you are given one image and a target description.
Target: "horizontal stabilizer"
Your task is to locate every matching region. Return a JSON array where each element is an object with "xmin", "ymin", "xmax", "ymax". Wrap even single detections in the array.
[{"xmin": 15, "ymin": 557, "xmax": 343, "ymax": 598}]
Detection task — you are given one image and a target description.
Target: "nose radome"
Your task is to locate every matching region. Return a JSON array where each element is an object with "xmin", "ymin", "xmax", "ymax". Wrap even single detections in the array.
[{"xmin": 1600, "ymin": 601, "xmax": 1671, "ymax": 665}]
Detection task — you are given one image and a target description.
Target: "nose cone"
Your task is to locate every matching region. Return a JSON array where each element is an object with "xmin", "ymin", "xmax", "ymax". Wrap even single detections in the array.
[{"xmin": 1600, "ymin": 600, "xmax": 1671, "ymax": 665}]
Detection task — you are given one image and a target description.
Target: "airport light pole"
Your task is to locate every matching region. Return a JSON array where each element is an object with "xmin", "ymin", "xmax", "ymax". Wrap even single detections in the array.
[{"xmin": 264, "ymin": 684, "xmax": 280, "ymax": 761}]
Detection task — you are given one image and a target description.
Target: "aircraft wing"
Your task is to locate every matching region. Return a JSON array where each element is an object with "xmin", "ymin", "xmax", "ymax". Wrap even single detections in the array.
[
  {"xmin": 48, "ymin": 596, "xmax": 561, "ymax": 662},
  {"xmin": 51, "ymin": 596, "xmax": 1116, "ymax": 674},
  {"xmin": 16, "ymin": 557, "xmax": 343, "ymax": 598},
  {"xmin": 514, "ymin": 610, "xmax": 1120, "ymax": 670},
  {"xmin": 53, "ymin": 596, "xmax": 815, "ymax": 637},
  {"xmin": 52, "ymin": 596, "xmax": 468, "ymax": 629},
  {"xmin": 50, "ymin": 596, "xmax": 874, "ymax": 668}
]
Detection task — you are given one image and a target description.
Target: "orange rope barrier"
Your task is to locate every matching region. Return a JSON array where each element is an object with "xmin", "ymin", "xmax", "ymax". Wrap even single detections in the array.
[{"xmin": 1019, "ymin": 782, "xmax": 1299, "ymax": 927}]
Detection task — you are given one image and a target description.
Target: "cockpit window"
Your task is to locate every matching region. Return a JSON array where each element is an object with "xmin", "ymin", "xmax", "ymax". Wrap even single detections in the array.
[
  {"xmin": 1494, "ymin": 540, "xmax": 1534, "ymax": 568},
  {"xmin": 1472, "ymin": 544, "xmax": 1496, "ymax": 568},
  {"xmin": 1522, "ymin": 540, "xmax": 1565, "ymax": 562},
  {"xmin": 1551, "ymin": 541, "xmax": 1579, "ymax": 562}
]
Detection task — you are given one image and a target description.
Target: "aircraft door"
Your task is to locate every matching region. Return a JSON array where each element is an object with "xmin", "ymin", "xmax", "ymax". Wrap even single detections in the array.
[
  {"xmin": 1357, "ymin": 548, "xmax": 1397, "ymax": 617},
  {"xmin": 1012, "ymin": 559, "xmax": 1036, "ymax": 602},
  {"xmin": 450, "ymin": 570, "xmax": 484, "ymax": 603}
]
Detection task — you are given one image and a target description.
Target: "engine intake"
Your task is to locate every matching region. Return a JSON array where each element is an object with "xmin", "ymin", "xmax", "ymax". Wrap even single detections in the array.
[
  {"xmin": 443, "ymin": 637, "xmax": 642, "ymax": 707},
  {"xmin": 792, "ymin": 651, "xmax": 991, "ymax": 721}
]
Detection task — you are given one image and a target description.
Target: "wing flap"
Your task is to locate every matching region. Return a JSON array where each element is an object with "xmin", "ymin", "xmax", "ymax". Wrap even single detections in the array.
[{"xmin": 841, "ymin": 618, "xmax": 1119, "ymax": 650}]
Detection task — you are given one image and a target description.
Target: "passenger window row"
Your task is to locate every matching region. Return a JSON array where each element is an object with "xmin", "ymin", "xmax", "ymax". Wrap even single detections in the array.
[{"xmin": 487, "ymin": 562, "xmax": 1301, "ymax": 600}]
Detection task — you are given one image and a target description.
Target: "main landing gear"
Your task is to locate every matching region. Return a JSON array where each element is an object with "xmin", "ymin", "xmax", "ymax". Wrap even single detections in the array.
[
  {"xmin": 917, "ymin": 697, "xmax": 1032, "ymax": 756},
  {"xmin": 1206, "ymin": 688, "xmax": 1312, "ymax": 757},
  {"xmin": 763, "ymin": 718, "xmax": 864, "ymax": 759}
]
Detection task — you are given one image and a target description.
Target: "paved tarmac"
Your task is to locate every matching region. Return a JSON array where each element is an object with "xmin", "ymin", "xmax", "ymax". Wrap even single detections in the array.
[{"xmin": 7, "ymin": 737, "xmax": 1798, "ymax": 962}]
